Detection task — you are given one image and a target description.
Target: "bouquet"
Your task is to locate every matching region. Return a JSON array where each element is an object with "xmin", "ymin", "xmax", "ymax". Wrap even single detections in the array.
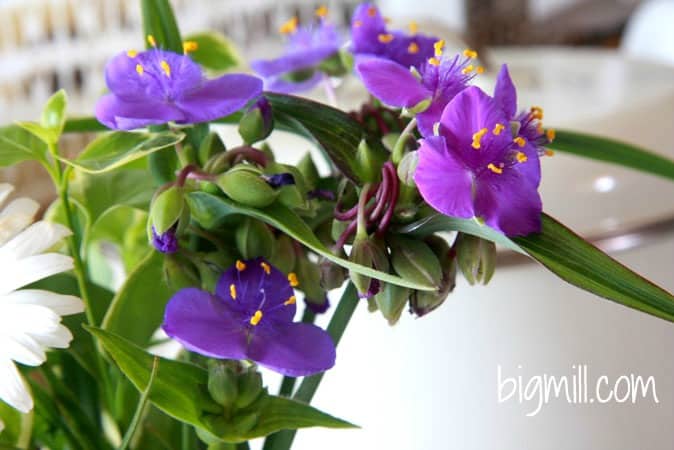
[{"xmin": 1, "ymin": 1, "xmax": 673, "ymax": 449}]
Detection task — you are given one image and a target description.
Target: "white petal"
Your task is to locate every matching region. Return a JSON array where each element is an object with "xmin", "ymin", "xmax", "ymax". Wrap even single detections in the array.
[
  {"xmin": 0, "ymin": 358, "xmax": 33, "ymax": 413},
  {"xmin": 0, "ymin": 221, "xmax": 71, "ymax": 261},
  {"xmin": 0, "ymin": 333, "xmax": 46, "ymax": 366},
  {"xmin": 0, "ymin": 183, "xmax": 14, "ymax": 208},
  {"xmin": 28, "ymin": 323, "xmax": 73, "ymax": 349},
  {"xmin": 0, "ymin": 253, "xmax": 73, "ymax": 295},
  {"xmin": 2, "ymin": 290, "xmax": 84, "ymax": 316}
]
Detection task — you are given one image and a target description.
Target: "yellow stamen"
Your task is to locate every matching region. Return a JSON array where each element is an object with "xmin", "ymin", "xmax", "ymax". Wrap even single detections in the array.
[
  {"xmin": 135, "ymin": 64, "xmax": 144, "ymax": 75},
  {"xmin": 409, "ymin": 21, "xmax": 418, "ymax": 34},
  {"xmin": 126, "ymin": 49, "xmax": 138, "ymax": 58},
  {"xmin": 516, "ymin": 151, "xmax": 528, "ymax": 163},
  {"xmin": 378, "ymin": 33, "xmax": 394, "ymax": 43},
  {"xmin": 353, "ymin": 19, "xmax": 362, "ymax": 27},
  {"xmin": 260, "ymin": 261, "xmax": 271, "ymax": 275},
  {"xmin": 461, "ymin": 64, "xmax": 474, "ymax": 75},
  {"xmin": 367, "ymin": 6, "xmax": 377, "ymax": 17},
  {"xmin": 476, "ymin": 66, "xmax": 485, "ymax": 74},
  {"xmin": 147, "ymin": 34, "xmax": 157, "ymax": 47},
  {"xmin": 433, "ymin": 39, "xmax": 445, "ymax": 57},
  {"xmin": 546, "ymin": 128, "xmax": 556, "ymax": 142},
  {"xmin": 183, "ymin": 40, "xmax": 198, "ymax": 54},
  {"xmin": 229, "ymin": 283, "xmax": 237, "ymax": 300},
  {"xmin": 250, "ymin": 310, "xmax": 263, "ymax": 326},
  {"xmin": 236, "ymin": 260, "xmax": 247, "ymax": 271},
  {"xmin": 536, "ymin": 123, "xmax": 544, "ymax": 134},
  {"xmin": 315, "ymin": 5, "xmax": 328, "ymax": 18},
  {"xmin": 472, "ymin": 127, "xmax": 488, "ymax": 149},
  {"xmin": 288, "ymin": 272, "xmax": 299, "ymax": 287},
  {"xmin": 493, "ymin": 123, "xmax": 505, "ymax": 135},
  {"xmin": 279, "ymin": 17, "xmax": 298, "ymax": 34},
  {"xmin": 487, "ymin": 163, "xmax": 503, "ymax": 174},
  {"xmin": 545, "ymin": 149, "xmax": 555, "ymax": 157},
  {"xmin": 160, "ymin": 60, "xmax": 171, "ymax": 77},
  {"xmin": 530, "ymin": 106, "xmax": 543, "ymax": 120},
  {"xmin": 463, "ymin": 48, "xmax": 478, "ymax": 59},
  {"xmin": 284, "ymin": 296, "xmax": 297, "ymax": 306},
  {"xmin": 407, "ymin": 42, "xmax": 419, "ymax": 54},
  {"xmin": 428, "ymin": 57, "xmax": 440, "ymax": 66},
  {"xmin": 513, "ymin": 136, "xmax": 526, "ymax": 148}
]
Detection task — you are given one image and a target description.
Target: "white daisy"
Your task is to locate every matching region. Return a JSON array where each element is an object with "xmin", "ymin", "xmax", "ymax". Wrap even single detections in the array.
[{"xmin": 0, "ymin": 183, "xmax": 84, "ymax": 422}]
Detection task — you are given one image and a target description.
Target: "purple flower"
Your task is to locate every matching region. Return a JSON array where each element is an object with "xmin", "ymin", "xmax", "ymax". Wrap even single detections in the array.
[
  {"xmin": 350, "ymin": 3, "xmax": 437, "ymax": 70},
  {"xmin": 162, "ymin": 258, "xmax": 336, "ymax": 376},
  {"xmin": 251, "ymin": 16, "xmax": 341, "ymax": 94},
  {"xmin": 152, "ymin": 226, "xmax": 178, "ymax": 254},
  {"xmin": 357, "ymin": 43, "xmax": 478, "ymax": 136},
  {"xmin": 414, "ymin": 86, "xmax": 542, "ymax": 236},
  {"xmin": 96, "ymin": 47, "xmax": 262, "ymax": 130}
]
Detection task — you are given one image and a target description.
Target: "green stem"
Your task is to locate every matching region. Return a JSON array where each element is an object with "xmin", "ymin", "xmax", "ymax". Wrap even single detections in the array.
[
  {"xmin": 355, "ymin": 184, "xmax": 372, "ymax": 240},
  {"xmin": 118, "ymin": 357, "xmax": 159, "ymax": 450},
  {"xmin": 391, "ymin": 117, "xmax": 417, "ymax": 165}
]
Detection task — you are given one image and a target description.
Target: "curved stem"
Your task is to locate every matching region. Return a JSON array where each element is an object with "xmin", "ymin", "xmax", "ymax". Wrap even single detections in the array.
[
  {"xmin": 356, "ymin": 183, "xmax": 372, "ymax": 240},
  {"xmin": 391, "ymin": 117, "xmax": 417, "ymax": 165},
  {"xmin": 119, "ymin": 357, "xmax": 159, "ymax": 450}
]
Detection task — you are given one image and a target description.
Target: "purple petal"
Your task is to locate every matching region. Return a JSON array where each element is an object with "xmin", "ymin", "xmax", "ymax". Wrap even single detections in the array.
[
  {"xmin": 356, "ymin": 58, "xmax": 431, "ymax": 108},
  {"xmin": 162, "ymin": 288, "xmax": 248, "ymax": 360},
  {"xmin": 385, "ymin": 32, "xmax": 437, "ymax": 69},
  {"xmin": 247, "ymin": 322, "xmax": 336, "ymax": 376},
  {"xmin": 414, "ymin": 136, "xmax": 475, "ymax": 219},
  {"xmin": 350, "ymin": 3, "xmax": 387, "ymax": 56},
  {"xmin": 251, "ymin": 45, "xmax": 337, "ymax": 78},
  {"xmin": 493, "ymin": 64, "xmax": 517, "ymax": 119},
  {"xmin": 263, "ymin": 72, "xmax": 323, "ymax": 94},
  {"xmin": 105, "ymin": 52, "xmax": 149, "ymax": 100},
  {"xmin": 176, "ymin": 74, "xmax": 262, "ymax": 123},
  {"xmin": 416, "ymin": 100, "xmax": 445, "ymax": 137},
  {"xmin": 95, "ymin": 94, "xmax": 184, "ymax": 130},
  {"xmin": 516, "ymin": 142, "xmax": 542, "ymax": 186}
]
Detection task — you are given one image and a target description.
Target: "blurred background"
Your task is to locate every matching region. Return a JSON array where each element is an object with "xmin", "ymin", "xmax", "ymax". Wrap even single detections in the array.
[{"xmin": 1, "ymin": 0, "xmax": 674, "ymax": 449}]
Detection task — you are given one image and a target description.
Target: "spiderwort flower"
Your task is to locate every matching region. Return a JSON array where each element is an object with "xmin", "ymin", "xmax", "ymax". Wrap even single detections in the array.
[
  {"xmin": 162, "ymin": 258, "xmax": 336, "ymax": 376},
  {"xmin": 96, "ymin": 38, "xmax": 263, "ymax": 130},
  {"xmin": 357, "ymin": 41, "xmax": 479, "ymax": 136},
  {"xmin": 251, "ymin": 8, "xmax": 341, "ymax": 94},
  {"xmin": 350, "ymin": 3, "xmax": 438, "ymax": 70},
  {"xmin": 151, "ymin": 226, "xmax": 178, "ymax": 254},
  {"xmin": 414, "ymin": 86, "xmax": 543, "ymax": 236}
]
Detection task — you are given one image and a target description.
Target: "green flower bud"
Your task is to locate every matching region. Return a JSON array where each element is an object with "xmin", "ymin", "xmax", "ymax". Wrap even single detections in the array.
[
  {"xmin": 297, "ymin": 153, "xmax": 320, "ymax": 189},
  {"xmin": 238, "ymin": 97, "xmax": 273, "ymax": 145},
  {"xmin": 319, "ymin": 255, "xmax": 347, "ymax": 291},
  {"xmin": 230, "ymin": 412, "xmax": 259, "ymax": 435},
  {"xmin": 455, "ymin": 233, "xmax": 496, "ymax": 285},
  {"xmin": 401, "ymin": 97, "xmax": 431, "ymax": 117},
  {"xmin": 196, "ymin": 250, "xmax": 237, "ymax": 292},
  {"xmin": 149, "ymin": 186, "xmax": 184, "ymax": 235},
  {"xmin": 235, "ymin": 369, "xmax": 264, "ymax": 410},
  {"xmin": 355, "ymin": 139, "xmax": 385, "ymax": 183},
  {"xmin": 204, "ymin": 152, "xmax": 230, "ymax": 174},
  {"xmin": 177, "ymin": 143, "xmax": 198, "ymax": 167},
  {"xmin": 235, "ymin": 218, "xmax": 275, "ymax": 260},
  {"xmin": 381, "ymin": 132, "xmax": 400, "ymax": 152},
  {"xmin": 217, "ymin": 167, "xmax": 278, "ymax": 208},
  {"xmin": 348, "ymin": 236, "xmax": 389, "ymax": 298},
  {"xmin": 410, "ymin": 236, "xmax": 458, "ymax": 317},
  {"xmin": 163, "ymin": 255, "xmax": 199, "ymax": 291},
  {"xmin": 198, "ymin": 132, "xmax": 227, "ymax": 167},
  {"xmin": 199, "ymin": 180, "xmax": 221, "ymax": 195},
  {"xmin": 269, "ymin": 234, "xmax": 296, "ymax": 274},
  {"xmin": 208, "ymin": 362, "xmax": 239, "ymax": 408},
  {"xmin": 296, "ymin": 252, "xmax": 328, "ymax": 307},
  {"xmin": 397, "ymin": 151, "xmax": 419, "ymax": 187},
  {"xmin": 375, "ymin": 283, "xmax": 410, "ymax": 325},
  {"xmin": 390, "ymin": 236, "xmax": 442, "ymax": 288}
]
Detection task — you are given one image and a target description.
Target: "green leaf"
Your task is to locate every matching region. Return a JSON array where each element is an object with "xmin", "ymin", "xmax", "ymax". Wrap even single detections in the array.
[
  {"xmin": 184, "ymin": 32, "xmax": 242, "ymax": 72},
  {"xmin": 0, "ymin": 125, "xmax": 48, "ymax": 166},
  {"xmin": 266, "ymin": 93, "xmax": 388, "ymax": 183},
  {"xmin": 400, "ymin": 212, "xmax": 674, "ymax": 322},
  {"xmin": 102, "ymin": 250, "xmax": 175, "ymax": 346},
  {"xmin": 59, "ymin": 131, "xmax": 184, "ymax": 173},
  {"xmin": 186, "ymin": 191, "xmax": 434, "ymax": 291},
  {"xmin": 547, "ymin": 129, "xmax": 674, "ymax": 182},
  {"xmin": 141, "ymin": 0, "xmax": 183, "ymax": 53}
]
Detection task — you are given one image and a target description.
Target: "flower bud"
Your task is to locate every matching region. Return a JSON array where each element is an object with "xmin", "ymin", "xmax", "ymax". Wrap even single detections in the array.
[
  {"xmin": 149, "ymin": 186, "xmax": 184, "ymax": 235},
  {"xmin": 217, "ymin": 166, "xmax": 278, "ymax": 208},
  {"xmin": 198, "ymin": 132, "xmax": 227, "ymax": 167},
  {"xmin": 389, "ymin": 236, "xmax": 442, "ymax": 288},
  {"xmin": 409, "ymin": 236, "xmax": 457, "ymax": 317},
  {"xmin": 269, "ymin": 234, "xmax": 296, "ymax": 274},
  {"xmin": 196, "ymin": 250, "xmax": 237, "ymax": 292},
  {"xmin": 401, "ymin": 97, "xmax": 431, "ymax": 116},
  {"xmin": 235, "ymin": 369, "xmax": 264, "ymax": 410},
  {"xmin": 319, "ymin": 255, "xmax": 346, "ymax": 291},
  {"xmin": 177, "ymin": 143, "xmax": 198, "ymax": 167},
  {"xmin": 397, "ymin": 151, "xmax": 419, "ymax": 187},
  {"xmin": 296, "ymin": 252, "xmax": 330, "ymax": 313},
  {"xmin": 230, "ymin": 412, "xmax": 260, "ymax": 435},
  {"xmin": 207, "ymin": 362, "xmax": 238, "ymax": 408},
  {"xmin": 355, "ymin": 139, "xmax": 385, "ymax": 183},
  {"xmin": 375, "ymin": 282, "xmax": 410, "ymax": 325},
  {"xmin": 454, "ymin": 233, "xmax": 496, "ymax": 285},
  {"xmin": 297, "ymin": 153, "xmax": 320, "ymax": 189},
  {"xmin": 235, "ymin": 218, "xmax": 275, "ymax": 260},
  {"xmin": 348, "ymin": 236, "xmax": 389, "ymax": 298},
  {"xmin": 238, "ymin": 97, "xmax": 273, "ymax": 145},
  {"xmin": 162, "ymin": 255, "xmax": 199, "ymax": 291}
]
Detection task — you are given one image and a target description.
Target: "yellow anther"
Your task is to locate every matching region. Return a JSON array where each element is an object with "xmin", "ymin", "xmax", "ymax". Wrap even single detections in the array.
[
  {"xmin": 546, "ymin": 128, "xmax": 556, "ymax": 142},
  {"xmin": 160, "ymin": 60, "xmax": 171, "ymax": 77},
  {"xmin": 516, "ymin": 151, "xmax": 528, "ymax": 163},
  {"xmin": 472, "ymin": 127, "xmax": 488, "ymax": 149},
  {"xmin": 126, "ymin": 49, "xmax": 138, "ymax": 58},
  {"xmin": 260, "ymin": 261, "xmax": 271, "ymax": 275},
  {"xmin": 353, "ymin": 19, "xmax": 362, "ymax": 27},
  {"xmin": 288, "ymin": 272, "xmax": 299, "ymax": 287},
  {"xmin": 461, "ymin": 64, "xmax": 474, "ymax": 75},
  {"xmin": 493, "ymin": 123, "xmax": 505, "ymax": 135},
  {"xmin": 407, "ymin": 42, "xmax": 419, "ymax": 54},
  {"xmin": 284, "ymin": 295, "xmax": 297, "ymax": 306},
  {"xmin": 236, "ymin": 260, "xmax": 247, "ymax": 271},
  {"xmin": 530, "ymin": 106, "xmax": 543, "ymax": 120},
  {"xmin": 135, "ymin": 64, "xmax": 144, "ymax": 75},
  {"xmin": 409, "ymin": 21, "xmax": 418, "ymax": 34},
  {"xmin": 433, "ymin": 39, "xmax": 445, "ymax": 57},
  {"xmin": 367, "ymin": 6, "xmax": 377, "ymax": 17},
  {"xmin": 229, "ymin": 283, "xmax": 237, "ymax": 300},
  {"xmin": 384, "ymin": 17, "xmax": 392, "ymax": 24},
  {"xmin": 315, "ymin": 5, "xmax": 328, "ymax": 18},
  {"xmin": 183, "ymin": 40, "xmax": 198, "ymax": 53},
  {"xmin": 476, "ymin": 66, "xmax": 485, "ymax": 74},
  {"xmin": 428, "ymin": 57, "xmax": 441, "ymax": 66},
  {"xmin": 487, "ymin": 163, "xmax": 503, "ymax": 174},
  {"xmin": 250, "ymin": 310, "xmax": 263, "ymax": 326},
  {"xmin": 545, "ymin": 149, "xmax": 555, "ymax": 157},
  {"xmin": 463, "ymin": 48, "xmax": 478, "ymax": 59},
  {"xmin": 378, "ymin": 33, "xmax": 394, "ymax": 43},
  {"xmin": 513, "ymin": 136, "xmax": 526, "ymax": 147},
  {"xmin": 147, "ymin": 34, "xmax": 157, "ymax": 47},
  {"xmin": 279, "ymin": 17, "xmax": 298, "ymax": 34},
  {"xmin": 536, "ymin": 123, "xmax": 544, "ymax": 134}
]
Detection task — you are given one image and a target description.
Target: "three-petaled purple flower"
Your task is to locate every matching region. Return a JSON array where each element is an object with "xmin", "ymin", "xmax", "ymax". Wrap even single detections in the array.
[
  {"xmin": 96, "ymin": 45, "xmax": 262, "ymax": 130},
  {"xmin": 357, "ymin": 41, "xmax": 479, "ymax": 136},
  {"xmin": 251, "ymin": 13, "xmax": 341, "ymax": 94},
  {"xmin": 350, "ymin": 3, "xmax": 438, "ymax": 70},
  {"xmin": 414, "ymin": 86, "xmax": 543, "ymax": 236},
  {"xmin": 162, "ymin": 258, "xmax": 336, "ymax": 376}
]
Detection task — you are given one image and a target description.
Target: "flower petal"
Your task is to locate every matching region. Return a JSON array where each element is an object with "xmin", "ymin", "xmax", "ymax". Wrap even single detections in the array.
[
  {"xmin": 350, "ymin": 3, "xmax": 387, "ymax": 56},
  {"xmin": 176, "ymin": 74, "xmax": 262, "ymax": 124},
  {"xmin": 105, "ymin": 51, "xmax": 150, "ymax": 100},
  {"xmin": 2, "ymin": 290, "xmax": 84, "ymax": 316},
  {"xmin": 356, "ymin": 58, "xmax": 431, "ymax": 108},
  {"xmin": 263, "ymin": 72, "xmax": 323, "ymax": 94},
  {"xmin": 0, "ymin": 358, "xmax": 32, "ymax": 413},
  {"xmin": 95, "ymin": 94, "xmax": 185, "ymax": 130},
  {"xmin": 0, "ymin": 221, "xmax": 70, "ymax": 262},
  {"xmin": 0, "ymin": 332, "xmax": 46, "ymax": 366},
  {"xmin": 493, "ymin": 64, "xmax": 517, "ymax": 119},
  {"xmin": 0, "ymin": 183, "xmax": 14, "ymax": 208},
  {"xmin": 162, "ymin": 288, "xmax": 248, "ymax": 360},
  {"xmin": 0, "ymin": 254, "xmax": 73, "ymax": 295},
  {"xmin": 0, "ymin": 198, "xmax": 39, "ymax": 246},
  {"xmin": 247, "ymin": 322, "xmax": 336, "ymax": 376},
  {"xmin": 252, "ymin": 46, "xmax": 337, "ymax": 78},
  {"xmin": 414, "ymin": 136, "xmax": 475, "ymax": 219}
]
